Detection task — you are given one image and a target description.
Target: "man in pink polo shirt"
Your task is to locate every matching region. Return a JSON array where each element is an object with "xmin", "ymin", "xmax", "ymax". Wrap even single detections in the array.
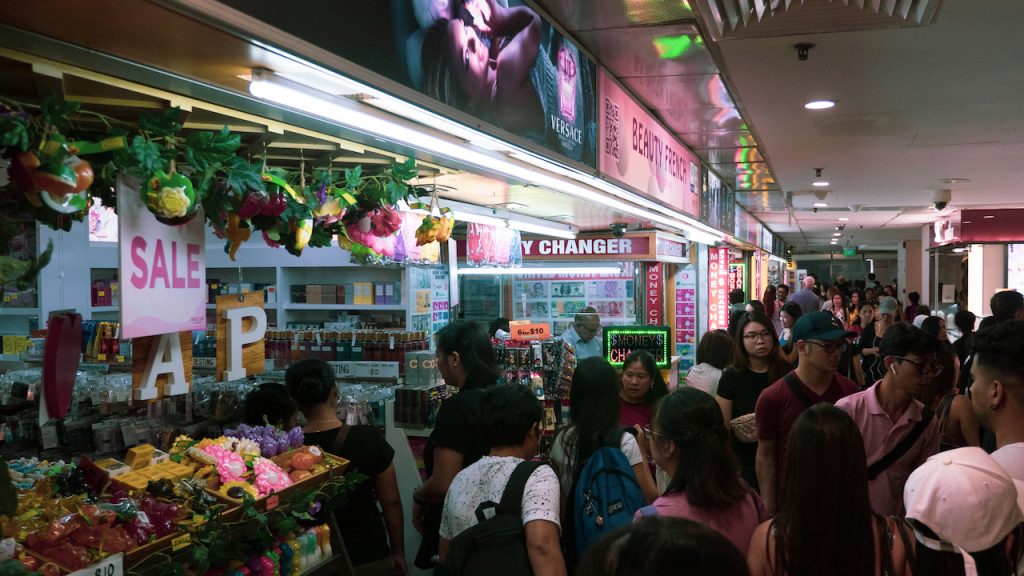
[
  {"xmin": 754, "ymin": 311, "xmax": 860, "ymax": 513},
  {"xmin": 835, "ymin": 322, "xmax": 940, "ymax": 516}
]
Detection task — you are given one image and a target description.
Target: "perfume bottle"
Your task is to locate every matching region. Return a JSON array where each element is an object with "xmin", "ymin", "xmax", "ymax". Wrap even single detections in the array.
[{"xmin": 557, "ymin": 47, "xmax": 578, "ymax": 123}]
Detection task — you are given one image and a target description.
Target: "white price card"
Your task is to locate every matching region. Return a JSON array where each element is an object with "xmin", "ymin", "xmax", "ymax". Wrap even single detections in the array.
[{"xmin": 69, "ymin": 553, "xmax": 123, "ymax": 576}]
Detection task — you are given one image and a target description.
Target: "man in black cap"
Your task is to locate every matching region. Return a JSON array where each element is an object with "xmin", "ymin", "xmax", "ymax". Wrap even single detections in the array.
[{"xmin": 754, "ymin": 311, "xmax": 860, "ymax": 513}]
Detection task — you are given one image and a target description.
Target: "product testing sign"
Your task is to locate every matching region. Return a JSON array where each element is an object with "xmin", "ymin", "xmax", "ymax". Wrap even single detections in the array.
[{"xmin": 118, "ymin": 176, "xmax": 206, "ymax": 338}]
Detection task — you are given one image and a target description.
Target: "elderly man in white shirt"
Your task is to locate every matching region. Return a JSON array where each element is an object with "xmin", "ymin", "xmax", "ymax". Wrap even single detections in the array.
[{"xmin": 560, "ymin": 307, "xmax": 602, "ymax": 360}]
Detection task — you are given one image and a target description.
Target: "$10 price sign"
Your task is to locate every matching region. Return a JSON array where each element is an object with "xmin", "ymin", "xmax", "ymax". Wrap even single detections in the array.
[{"xmin": 511, "ymin": 322, "xmax": 551, "ymax": 341}]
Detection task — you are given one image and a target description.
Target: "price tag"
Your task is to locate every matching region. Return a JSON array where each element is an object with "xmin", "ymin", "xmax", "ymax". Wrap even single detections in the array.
[
  {"xmin": 511, "ymin": 323, "xmax": 551, "ymax": 341},
  {"xmin": 266, "ymin": 494, "xmax": 279, "ymax": 510},
  {"xmin": 116, "ymin": 355, "xmax": 125, "ymax": 363},
  {"xmin": 79, "ymin": 363, "xmax": 110, "ymax": 373},
  {"xmin": 68, "ymin": 553, "xmax": 123, "ymax": 576},
  {"xmin": 171, "ymin": 533, "xmax": 191, "ymax": 551},
  {"xmin": 97, "ymin": 353, "xmax": 107, "ymax": 361}
]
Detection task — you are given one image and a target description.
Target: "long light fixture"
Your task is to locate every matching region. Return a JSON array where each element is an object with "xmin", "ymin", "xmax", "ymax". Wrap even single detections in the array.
[
  {"xmin": 249, "ymin": 71, "xmax": 727, "ymax": 245},
  {"xmin": 457, "ymin": 266, "xmax": 623, "ymax": 276},
  {"xmin": 400, "ymin": 198, "xmax": 578, "ymax": 239}
]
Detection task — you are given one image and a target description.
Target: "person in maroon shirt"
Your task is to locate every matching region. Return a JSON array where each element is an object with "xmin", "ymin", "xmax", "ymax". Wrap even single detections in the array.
[
  {"xmin": 618, "ymin": 349, "xmax": 669, "ymax": 429},
  {"xmin": 754, "ymin": 312, "xmax": 860, "ymax": 513}
]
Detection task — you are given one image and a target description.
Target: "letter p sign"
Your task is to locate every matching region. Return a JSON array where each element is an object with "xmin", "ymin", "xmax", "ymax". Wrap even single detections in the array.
[{"xmin": 223, "ymin": 305, "xmax": 267, "ymax": 380}]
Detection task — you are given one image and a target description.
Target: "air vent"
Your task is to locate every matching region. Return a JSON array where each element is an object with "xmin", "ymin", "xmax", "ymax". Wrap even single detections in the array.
[{"xmin": 693, "ymin": 0, "xmax": 944, "ymax": 41}]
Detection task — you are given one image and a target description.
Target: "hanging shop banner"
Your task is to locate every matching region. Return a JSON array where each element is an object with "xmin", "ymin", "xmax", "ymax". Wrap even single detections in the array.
[
  {"xmin": 673, "ymin": 265, "xmax": 697, "ymax": 373},
  {"xmin": 598, "ymin": 73, "xmax": 700, "ymax": 217},
  {"xmin": 708, "ymin": 247, "xmax": 729, "ymax": 331},
  {"xmin": 117, "ymin": 176, "xmax": 206, "ymax": 339},
  {"xmin": 729, "ymin": 262, "xmax": 746, "ymax": 293},
  {"xmin": 646, "ymin": 262, "xmax": 664, "ymax": 326},
  {"xmin": 221, "ymin": 0, "xmax": 598, "ymax": 167},
  {"xmin": 703, "ymin": 169, "xmax": 736, "ymax": 234},
  {"xmin": 604, "ymin": 325, "xmax": 671, "ymax": 369},
  {"xmin": 465, "ymin": 222, "xmax": 523, "ymax": 267}
]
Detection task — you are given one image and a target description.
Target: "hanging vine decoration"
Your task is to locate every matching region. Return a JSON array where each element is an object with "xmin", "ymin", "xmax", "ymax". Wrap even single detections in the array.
[{"xmin": 0, "ymin": 98, "xmax": 431, "ymax": 269}]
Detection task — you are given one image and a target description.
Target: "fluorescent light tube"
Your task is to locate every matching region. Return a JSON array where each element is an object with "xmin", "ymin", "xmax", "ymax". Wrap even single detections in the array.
[
  {"xmin": 249, "ymin": 71, "xmax": 727, "ymax": 244},
  {"xmin": 457, "ymin": 266, "xmax": 622, "ymax": 276}
]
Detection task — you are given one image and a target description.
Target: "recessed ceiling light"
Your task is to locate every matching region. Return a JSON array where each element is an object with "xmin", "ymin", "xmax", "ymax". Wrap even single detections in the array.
[
  {"xmin": 962, "ymin": 221, "xmax": 972, "ymax": 224},
  {"xmin": 830, "ymin": 241, "xmax": 838, "ymax": 245},
  {"xmin": 983, "ymin": 215, "xmax": 995, "ymax": 219},
  {"xmin": 812, "ymin": 181, "xmax": 830, "ymax": 187},
  {"xmin": 805, "ymin": 100, "xmax": 836, "ymax": 110},
  {"xmin": 814, "ymin": 202, "xmax": 828, "ymax": 207},
  {"xmin": 940, "ymin": 178, "xmax": 970, "ymax": 184},
  {"xmin": 837, "ymin": 217, "xmax": 849, "ymax": 222},
  {"xmin": 832, "ymin": 232, "xmax": 842, "ymax": 237}
]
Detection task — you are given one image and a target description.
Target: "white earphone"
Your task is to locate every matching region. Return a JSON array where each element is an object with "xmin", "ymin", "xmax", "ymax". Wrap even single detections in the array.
[{"xmin": 891, "ymin": 364, "xmax": 897, "ymax": 375}]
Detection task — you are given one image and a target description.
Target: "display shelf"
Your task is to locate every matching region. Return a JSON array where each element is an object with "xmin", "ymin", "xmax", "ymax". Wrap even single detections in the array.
[
  {"xmin": 0, "ymin": 308, "xmax": 38, "ymax": 316},
  {"xmin": 90, "ymin": 306, "xmax": 119, "ymax": 313},
  {"xmin": 285, "ymin": 304, "xmax": 406, "ymax": 312}
]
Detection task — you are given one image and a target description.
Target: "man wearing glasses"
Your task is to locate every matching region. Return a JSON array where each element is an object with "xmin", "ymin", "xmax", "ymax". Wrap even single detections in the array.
[
  {"xmin": 836, "ymin": 323, "xmax": 941, "ymax": 516},
  {"xmin": 560, "ymin": 307, "xmax": 602, "ymax": 360},
  {"xmin": 754, "ymin": 311, "xmax": 860, "ymax": 513}
]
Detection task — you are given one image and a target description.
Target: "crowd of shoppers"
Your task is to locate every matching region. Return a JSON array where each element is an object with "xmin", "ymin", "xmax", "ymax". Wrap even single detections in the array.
[{"xmin": 246, "ymin": 280, "xmax": 1024, "ymax": 575}]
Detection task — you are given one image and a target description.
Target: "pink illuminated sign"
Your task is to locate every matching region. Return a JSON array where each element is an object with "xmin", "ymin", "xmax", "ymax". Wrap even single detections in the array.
[{"xmin": 598, "ymin": 73, "xmax": 700, "ymax": 218}]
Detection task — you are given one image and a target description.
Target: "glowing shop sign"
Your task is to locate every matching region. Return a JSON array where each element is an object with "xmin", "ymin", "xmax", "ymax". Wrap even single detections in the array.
[{"xmin": 603, "ymin": 326, "xmax": 671, "ymax": 369}]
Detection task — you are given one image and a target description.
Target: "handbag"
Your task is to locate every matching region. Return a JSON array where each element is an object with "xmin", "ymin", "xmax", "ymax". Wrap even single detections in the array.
[{"xmin": 730, "ymin": 413, "xmax": 758, "ymax": 443}]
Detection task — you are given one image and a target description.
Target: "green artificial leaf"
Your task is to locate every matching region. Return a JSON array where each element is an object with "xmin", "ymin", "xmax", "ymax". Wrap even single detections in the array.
[
  {"xmin": 308, "ymin": 225, "xmax": 333, "ymax": 248},
  {"xmin": 139, "ymin": 107, "xmax": 183, "ymax": 137},
  {"xmin": 272, "ymin": 514, "xmax": 298, "ymax": 535},
  {"xmin": 185, "ymin": 127, "xmax": 240, "ymax": 172},
  {"xmin": 224, "ymin": 157, "xmax": 263, "ymax": 193},
  {"xmin": 40, "ymin": 96, "xmax": 80, "ymax": 133},
  {"xmin": 128, "ymin": 135, "xmax": 165, "ymax": 175},
  {"xmin": 156, "ymin": 561, "xmax": 185, "ymax": 576},
  {"xmin": 391, "ymin": 157, "xmax": 418, "ymax": 181},
  {"xmin": 190, "ymin": 544, "xmax": 209, "ymax": 569},
  {"xmin": 0, "ymin": 242, "xmax": 53, "ymax": 289},
  {"xmin": 344, "ymin": 165, "xmax": 362, "ymax": 189},
  {"xmin": 0, "ymin": 116, "xmax": 30, "ymax": 151}
]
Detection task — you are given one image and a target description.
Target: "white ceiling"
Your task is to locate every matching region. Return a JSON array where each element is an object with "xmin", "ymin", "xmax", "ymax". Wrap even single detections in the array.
[{"xmin": 713, "ymin": 0, "xmax": 1024, "ymax": 250}]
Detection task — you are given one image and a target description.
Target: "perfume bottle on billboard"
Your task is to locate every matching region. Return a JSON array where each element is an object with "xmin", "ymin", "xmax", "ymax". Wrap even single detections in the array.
[{"xmin": 557, "ymin": 47, "xmax": 577, "ymax": 123}]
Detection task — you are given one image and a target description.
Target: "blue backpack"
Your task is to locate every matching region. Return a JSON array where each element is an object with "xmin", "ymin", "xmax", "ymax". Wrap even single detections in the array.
[{"xmin": 571, "ymin": 429, "xmax": 645, "ymax": 557}]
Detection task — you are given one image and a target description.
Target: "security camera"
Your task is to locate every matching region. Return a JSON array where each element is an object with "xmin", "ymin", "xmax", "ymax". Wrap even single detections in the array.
[
  {"xmin": 610, "ymin": 223, "xmax": 628, "ymax": 238},
  {"xmin": 933, "ymin": 189, "xmax": 952, "ymax": 211}
]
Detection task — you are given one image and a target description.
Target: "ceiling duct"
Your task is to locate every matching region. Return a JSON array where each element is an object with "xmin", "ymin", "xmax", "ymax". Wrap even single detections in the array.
[{"xmin": 692, "ymin": 0, "xmax": 944, "ymax": 41}]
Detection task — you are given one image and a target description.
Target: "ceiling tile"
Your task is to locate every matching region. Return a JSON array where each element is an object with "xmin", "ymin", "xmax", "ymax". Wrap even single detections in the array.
[
  {"xmin": 531, "ymin": 0, "xmax": 697, "ymax": 32},
  {"xmin": 657, "ymin": 106, "xmax": 746, "ymax": 133},
  {"xmin": 736, "ymin": 191, "xmax": 788, "ymax": 211},
  {"xmin": 677, "ymin": 130, "xmax": 757, "ymax": 149},
  {"xmin": 623, "ymin": 74, "xmax": 733, "ymax": 109},
  {"xmin": 576, "ymin": 24, "xmax": 715, "ymax": 78}
]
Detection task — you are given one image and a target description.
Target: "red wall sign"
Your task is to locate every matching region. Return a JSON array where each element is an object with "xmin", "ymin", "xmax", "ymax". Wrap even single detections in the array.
[
  {"xmin": 708, "ymin": 247, "xmax": 729, "ymax": 331},
  {"xmin": 647, "ymin": 262, "xmax": 663, "ymax": 325},
  {"xmin": 521, "ymin": 235, "xmax": 652, "ymax": 259}
]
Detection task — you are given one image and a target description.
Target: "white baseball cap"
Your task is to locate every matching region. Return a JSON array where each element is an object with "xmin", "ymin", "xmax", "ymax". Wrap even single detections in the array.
[{"xmin": 904, "ymin": 447, "xmax": 1023, "ymax": 556}]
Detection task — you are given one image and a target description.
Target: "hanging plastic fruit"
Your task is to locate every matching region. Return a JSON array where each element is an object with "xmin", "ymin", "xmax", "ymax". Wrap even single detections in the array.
[
  {"xmin": 225, "ymin": 213, "xmax": 252, "ymax": 261},
  {"xmin": 435, "ymin": 211, "xmax": 455, "ymax": 242},
  {"xmin": 141, "ymin": 167, "xmax": 199, "ymax": 225}
]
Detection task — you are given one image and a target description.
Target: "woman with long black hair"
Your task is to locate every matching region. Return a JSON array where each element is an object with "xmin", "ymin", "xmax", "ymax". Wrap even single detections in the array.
[
  {"xmin": 618, "ymin": 350, "xmax": 670, "ymax": 430},
  {"xmin": 550, "ymin": 357, "xmax": 659, "ymax": 505},
  {"xmin": 411, "ymin": 320, "xmax": 500, "ymax": 572},
  {"xmin": 747, "ymin": 404, "xmax": 912, "ymax": 576},
  {"xmin": 716, "ymin": 312, "xmax": 792, "ymax": 491}
]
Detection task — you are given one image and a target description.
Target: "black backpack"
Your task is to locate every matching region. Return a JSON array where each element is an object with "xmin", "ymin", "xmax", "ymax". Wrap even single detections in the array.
[{"xmin": 444, "ymin": 460, "xmax": 544, "ymax": 576}]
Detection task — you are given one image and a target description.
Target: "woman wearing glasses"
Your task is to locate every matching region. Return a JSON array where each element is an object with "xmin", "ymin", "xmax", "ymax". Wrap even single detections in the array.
[
  {"xmin": 716, "ymin": 312, "xmax": 793, "ymax": 491},
  {"xmin": 638, "ymin": 388, "xmax": 768, "ymax": 554}
]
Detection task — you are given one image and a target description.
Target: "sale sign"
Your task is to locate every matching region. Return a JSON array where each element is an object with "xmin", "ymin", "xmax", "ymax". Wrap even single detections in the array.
[
  {"xmin": 598, "ymin": 72, "xmax": 700, "ymax": 218},
  {"xmin": 511, "ymin": 322, "xmax": 552, "ymax": 340},
  {"xmin": 118, "ymin": 176, "xmax": 206, "ymax": 338},
  {"xmin": 708, "ymin": 247, "xmax": 729, "ymax": 331}
]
